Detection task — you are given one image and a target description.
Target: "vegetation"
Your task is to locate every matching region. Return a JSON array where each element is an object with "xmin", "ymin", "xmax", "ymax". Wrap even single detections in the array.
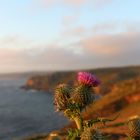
[{"xmin": 24, "ymin": 66, "xmax": 140, "ymax": 140}]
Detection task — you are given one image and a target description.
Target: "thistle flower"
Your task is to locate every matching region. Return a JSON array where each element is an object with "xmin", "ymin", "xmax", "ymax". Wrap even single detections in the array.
[
  {"xmin": 81, "ymin": 127, "xmax": 103, "ymax": 140},
  {"xmin": 78, "ymin": 72, "xmax": 100, "ymax": 87},
  {"xmin": 127, "ymin": 115, "xmax": 140, "ymax": 138},
  {"xmin": 54, "ymin": 84, "xmax": 71, "ymax": 111}
]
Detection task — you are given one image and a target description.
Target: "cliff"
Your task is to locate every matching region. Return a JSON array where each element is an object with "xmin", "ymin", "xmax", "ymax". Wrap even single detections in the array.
[{"xmin": 23, "ymin": 66, "xmax": 140, "ymax": 95}]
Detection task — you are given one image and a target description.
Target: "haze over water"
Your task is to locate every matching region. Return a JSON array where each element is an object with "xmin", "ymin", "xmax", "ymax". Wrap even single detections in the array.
[{"xmin": 0, "ymin": 76, "xmax": 68, "ymax": 140}]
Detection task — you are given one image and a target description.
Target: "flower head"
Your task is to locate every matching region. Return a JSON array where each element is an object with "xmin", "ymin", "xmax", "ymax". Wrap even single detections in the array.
[
  {"xmin": 78, "ymin": 72, "xmax": 100, "ymax": 87},
  {"xmin": 54, "ymin": 84, "xmax": 71, "ymax": 111}
]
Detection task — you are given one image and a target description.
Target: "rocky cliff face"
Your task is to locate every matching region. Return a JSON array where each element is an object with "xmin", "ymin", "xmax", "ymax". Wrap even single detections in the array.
[
  {"xmin": 25, "ymin": 77, "xmax": 49, "ymax": 91},
  {"xmin": 23, "ymin": 72, "xmax": 76, "ymax": 92},
  {"xmin": 23, "ymin": 66, "xmax": 140, "ymax": 94}
]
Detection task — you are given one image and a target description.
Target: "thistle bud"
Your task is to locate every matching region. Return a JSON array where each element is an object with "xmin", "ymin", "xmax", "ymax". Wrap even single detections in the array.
[
  {"xmin": 71, "ymin": 84, "xmax": 95, "ymax": 109},
  {"xmin": 127, "ymin": 115, "xmax": 140, "ymax": 138},
  {"xmin": 54, "ymin": 84, "xmax": 71, "ymax": 111}
]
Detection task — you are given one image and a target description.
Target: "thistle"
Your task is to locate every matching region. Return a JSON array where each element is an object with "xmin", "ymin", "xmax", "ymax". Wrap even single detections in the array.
[
  {"xmin": 80, "ymin": 127, "xmax": 103, "ymax": 140},
  {"xmin": 54, "ymin": 84, "xmax": 71, "ymax": 111},
  {"xmin": 127, "ymin": 115, "xmax": 140, "ymax": 139},
  {"xmin": 53, "ymin": 72, "xmax": 104, "ymax": 139}
]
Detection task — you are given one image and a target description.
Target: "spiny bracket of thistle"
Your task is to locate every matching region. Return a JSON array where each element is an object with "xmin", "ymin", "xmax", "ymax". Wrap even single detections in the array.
[
  {"xmin": 54, "ymin": 84, "xmax": 71, "ymax": 112},
  {"xmin": 126, "ymin": 115, "xmax": 140, "ymax": 139},
  {"xmin": 71, "ymin": 84, "xmax": 95, "ymax": 111}
]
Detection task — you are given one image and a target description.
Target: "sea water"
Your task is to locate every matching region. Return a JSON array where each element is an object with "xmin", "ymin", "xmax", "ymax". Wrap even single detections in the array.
[{"xmin": 0, "ymin": 76, "xmax": 68, "ymax": 140}]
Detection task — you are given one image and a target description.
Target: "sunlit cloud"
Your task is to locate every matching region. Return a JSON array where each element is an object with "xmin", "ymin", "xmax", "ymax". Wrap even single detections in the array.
[
  {"xmin": 95, "ymin": 0, "xmax": 113, "ymax": 4},
  {"xmin": 62, "ymin": 14, "xmax": 79, "ymax": 26},
  {"xmin": 36, "ymin": 0, "xmax": 113, "ymax": 8},
  {"xmin": 62, "ymin": 26, "xmax": 86, "ymax": 37},
  {"xmin": 63, "ymin": 0, "xmax": 87, "ymax": 6},
  {"xmin": 92, "ymin": 23, "xmax": 118, "ymax": 34},
  {"xmin": 37, "ymin": 0, "xmax": 87, "ymax": 8},
  {"xmin": 0, "ymin": 29, "xmax": 140, "ymax": 73},
  {"xmin": 80, "ymin": 31, "xmax": 140, "ymax": 56},
  {"xmin": 38, "ymin": 0, "xmax": 55, "ymax": 7}
]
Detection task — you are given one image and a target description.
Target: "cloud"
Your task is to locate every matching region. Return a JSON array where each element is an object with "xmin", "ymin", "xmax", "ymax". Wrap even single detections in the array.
[
  {"xmin": 62, "ymin": 26, "xmax": 86, "ymax": 37},
  {"xmin": 92, "ymin": 0, "xmax": 114, "ymax": 8},
  {"xmin": 38, "ymin": 0, "xmax": 55, "ymax": 7},
  {"xmin": 0, "ymin": 29, "xmax": 140, "ymax": 73},
  {"xmin": 63, "ymin": 0, "xmax": 87, "ymax": 6},
  {"xmin": 37, "ymin": 0, "xmax": 88, "ymax": 8},
  {"xmin": 0, "ymin": 46, "xmax": 82, "ymax": 72},
  {"xmin": 62, "ymin": 14, "xmax": 79, "ymax": 26},
  {"xmin": 39, "ymin": 0, "xmax": 112, "ymax": 7},
  {"xmin": 79, "ymin": 31, "xmax": 140, "ymax": 66},
  {"xmin": 92, "ymin": 23, "xmax": 117, "ymax": 34}
]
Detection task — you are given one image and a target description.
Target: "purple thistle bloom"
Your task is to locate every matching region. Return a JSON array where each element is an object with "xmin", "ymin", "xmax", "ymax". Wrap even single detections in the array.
[{"xmin": 78, "ymin": 72, "xmax": 101, "ymax": 87}]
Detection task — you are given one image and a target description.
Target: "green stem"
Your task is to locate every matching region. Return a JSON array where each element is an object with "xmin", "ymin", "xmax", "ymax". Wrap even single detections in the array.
[{"xmin": 74, "ymin": 116, "xmax": 83, "ymax": 131}]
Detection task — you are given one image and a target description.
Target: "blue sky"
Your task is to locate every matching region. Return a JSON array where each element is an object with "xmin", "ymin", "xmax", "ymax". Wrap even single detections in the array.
[{"xmin": 0, "ymin": 0, "xmax": 140, "ymax": 73}]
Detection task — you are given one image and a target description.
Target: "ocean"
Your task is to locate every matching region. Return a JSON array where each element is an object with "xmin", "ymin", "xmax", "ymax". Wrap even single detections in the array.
[{"xmin": 0, "ymin": 76, "xmax": 68, "ymax": 140}]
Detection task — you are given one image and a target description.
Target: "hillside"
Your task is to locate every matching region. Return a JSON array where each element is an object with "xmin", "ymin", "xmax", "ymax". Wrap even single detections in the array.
[
  {"xmin": 23, "ymin": 66, "xmax": 140, "ymax": 95},
  {"xmin": 83, "ymin": 76, "xmax": 140, "ymax": 139},
  {"xmin": 57, "ymin": 76, "xmax": 140, "ymax": 140},
  {"xmin": 24, "ymin": 66, "xmax": 140, "ymax": 140}
]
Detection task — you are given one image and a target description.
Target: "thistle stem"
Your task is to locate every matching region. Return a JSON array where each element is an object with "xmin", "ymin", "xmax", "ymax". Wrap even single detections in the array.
[{"xmin": 74, "ymin": 116, "xmax": 83, "ymax": 131}]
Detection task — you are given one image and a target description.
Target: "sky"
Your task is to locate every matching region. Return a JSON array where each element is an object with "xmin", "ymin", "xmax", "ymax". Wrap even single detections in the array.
[{"xmin": 0, "ymin": 0, "xmax": 140, "ymax": 73}]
